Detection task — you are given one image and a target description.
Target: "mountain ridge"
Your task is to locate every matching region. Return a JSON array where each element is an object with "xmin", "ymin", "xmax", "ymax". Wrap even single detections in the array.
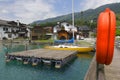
[{"xmin": 31, "ymin": 2, "xmax": 120, "ymax": 26}]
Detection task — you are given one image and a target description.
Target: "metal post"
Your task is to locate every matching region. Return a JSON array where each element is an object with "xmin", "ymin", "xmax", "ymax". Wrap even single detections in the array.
[
  {"xmin": 97, "ymin": 63, "xmax": 105, "ymax": 80},
  {"xmin": 72, "ymin": 0, "xmax": 75, "ymax": 45}
]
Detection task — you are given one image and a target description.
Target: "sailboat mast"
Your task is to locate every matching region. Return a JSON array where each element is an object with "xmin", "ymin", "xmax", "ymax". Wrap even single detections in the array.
[{"xmin": 72, "ymin": 0, "xmax": 75, "ymax": 44}]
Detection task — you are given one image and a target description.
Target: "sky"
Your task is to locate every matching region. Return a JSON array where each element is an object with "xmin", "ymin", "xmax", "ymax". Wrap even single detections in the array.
[{"xmin": 0, "ymin": 0, "xmax": 120, "ymax": 24}]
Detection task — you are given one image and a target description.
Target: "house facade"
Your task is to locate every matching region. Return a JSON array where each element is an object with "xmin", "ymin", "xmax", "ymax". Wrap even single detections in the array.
[
  {"xmin": 0, "ymin": 19, "xmax": 30, "ymax": 40},
  {"xmin": 31, "ymin": 26, "xmax": 46, "ymax": 40},
  {"xmin": 53, "ymin": 22, "xmax": 77, "ymax": 40},
  {"xmin": 31, "ymin": 26, "xmax": 54, "ymax": 40},
  {"xmin": 77, "ymin": 26, "xmax": 90, "ymax": 38}
]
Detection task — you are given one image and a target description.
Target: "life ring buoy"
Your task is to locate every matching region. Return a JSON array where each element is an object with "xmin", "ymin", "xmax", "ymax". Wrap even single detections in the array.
[{"xmin": 96, "ymin": 8, "xmax": 116, "ymax": 65}]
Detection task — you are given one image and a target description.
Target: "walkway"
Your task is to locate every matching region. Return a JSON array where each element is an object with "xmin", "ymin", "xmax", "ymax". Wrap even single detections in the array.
[
  {"xmin": 105, "ymin": 48, "xmax": 120, "ymax": 80},
  {"xmin": 84, "ymin": 47, "xmax": 120, "ymax": 80}
]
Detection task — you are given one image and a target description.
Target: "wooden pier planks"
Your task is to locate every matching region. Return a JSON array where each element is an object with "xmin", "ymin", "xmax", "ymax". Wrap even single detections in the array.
[
  {"xmin": 10, "ymin": 49, "xmax": 77, "ymax": 60},
  {"xmin": 84, "ymin": 48, "xmax": 120, "ymax": 80},
  {"xmin": 104, "ymin": 48, "xmax": 120, "ymax": 80}
]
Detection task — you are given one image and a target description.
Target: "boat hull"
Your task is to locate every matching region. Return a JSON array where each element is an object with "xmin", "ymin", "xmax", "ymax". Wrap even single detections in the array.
[{"xmin": 45, "ymin": 46, "xmax": 94, "ymax": 52}]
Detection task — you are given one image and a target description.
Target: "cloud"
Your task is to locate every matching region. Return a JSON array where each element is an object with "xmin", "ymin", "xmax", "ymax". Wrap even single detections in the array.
[
  {"xmin": 81, "ymin": 0, "xmax": 120, "ymax": 10},
  {"xmin": 0, "ymin": 0, "xmax": 120, "ymax": 24},
  {"xmin": 1, "ymin": 9, "xmax": 8, "ymax": 13},
  {"xmin": 0, "ymin": 0, "xmax": 59, "ymax": 24}
]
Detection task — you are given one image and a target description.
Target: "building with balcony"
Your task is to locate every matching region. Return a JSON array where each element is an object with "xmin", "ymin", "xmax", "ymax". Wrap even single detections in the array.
[
  {"xmin": 53, "ymin": 22, "xmax": 77, "ymax": 40},
  {"xmin": 0, "ymin": 19, "xmax": 30, "ymax": 40}
]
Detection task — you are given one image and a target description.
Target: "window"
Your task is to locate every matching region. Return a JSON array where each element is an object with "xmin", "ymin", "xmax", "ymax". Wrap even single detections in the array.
[
  {"xmin": 3, "ymin": 28, "xmax": 6, "ymax": 31},
  {"xmin": 66, "ymin": 23, "xmax": 69, "ymax": 26},
  {"xmin": 3, "ymin": 27, "xmax": 8, "ymax": 31},
  {"xmin": 6, "ymin": 28, "xmax": 8, "ymax": 31}
]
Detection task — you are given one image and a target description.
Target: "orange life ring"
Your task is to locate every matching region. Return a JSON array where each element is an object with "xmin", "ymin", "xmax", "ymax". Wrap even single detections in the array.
[{"xmin": 96, "ymin": 8, "xmax": 116, "ymax": 65}]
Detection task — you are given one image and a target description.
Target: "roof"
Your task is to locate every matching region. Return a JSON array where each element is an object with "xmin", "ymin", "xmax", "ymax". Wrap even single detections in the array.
[
  {"xmin": 61, "ymin": 22, "xmax": 77, "ymax": 32},
  {"xmin": 53, "ymin": 22, "xmax": 77, "ymax": 33},
  {"xmin": 0, "ymin": 20, "xmax": 11, "ymax": 26},
  {"xmin": 0, "ymin": 19, "xmax": 26, "ymax": 27},
  {"xmin": 57, "ymin": 30, "xmax": 69, "ymax": 34},
  {"xmin": 78, "ymin": 26, "xmax": 90, "ymax": 31}
]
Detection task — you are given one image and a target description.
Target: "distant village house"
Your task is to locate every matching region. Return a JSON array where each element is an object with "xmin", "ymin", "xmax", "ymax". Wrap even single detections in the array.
[
  {"xmin": 31, "ymin": 22, "xmax": 92, "ymax": 40},
  {"xmin": 77, "ymin": 25, "xmax": 90, "ymax": 38},
  {"xmin": 53, "ymin": 22, "xmax": 77, "ymax": 40},
  {"xmin": 31, "ymin": 26, "xmax": 53, "ymax": 40},
  {"xmin": 53, "ymin": 22, "xmax": 92, "ymax": 40},
  {"xmin": 0, "ymin": 19, "xmax": 30, "ymax": 40}
]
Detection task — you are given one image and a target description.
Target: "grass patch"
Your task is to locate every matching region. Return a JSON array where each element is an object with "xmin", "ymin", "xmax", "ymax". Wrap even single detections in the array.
[{"xmin": 33, "ymin": 40, "xmax": 54, "ymax": 43}]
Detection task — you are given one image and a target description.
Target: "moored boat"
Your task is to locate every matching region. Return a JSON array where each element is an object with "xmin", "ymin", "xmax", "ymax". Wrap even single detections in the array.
[
  {"xmin": 45, "ymin": 44, "xmax": 94, "ymax": 53},
  {"xmin": 45, "ymin": 0, "xmax": 95, "ymax": 53}
]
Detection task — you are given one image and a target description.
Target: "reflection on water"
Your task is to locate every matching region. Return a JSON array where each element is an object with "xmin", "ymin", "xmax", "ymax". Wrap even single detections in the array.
[
  {"xmin": 0, "ymin": 44, "xmax": 94, "ymax": 80},
  {"xmin": 77, "ymin": 53, "xmax": 93, "ymax": 58}
]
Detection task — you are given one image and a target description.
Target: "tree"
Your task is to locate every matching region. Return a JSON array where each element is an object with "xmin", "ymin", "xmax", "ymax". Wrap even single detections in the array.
[{"xmin": 116, "ymin": 29, "xmax": 120, "ymax": 36}]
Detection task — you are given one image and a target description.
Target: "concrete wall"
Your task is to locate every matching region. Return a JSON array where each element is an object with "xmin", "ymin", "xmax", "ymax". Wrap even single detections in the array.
[
  {"xmin": 84, "ymin": 55, "xmax": 105, "ymax": 80},
  {"xmin": 84, "ymin": 56, "xmax": 97, "ymax": 80}
]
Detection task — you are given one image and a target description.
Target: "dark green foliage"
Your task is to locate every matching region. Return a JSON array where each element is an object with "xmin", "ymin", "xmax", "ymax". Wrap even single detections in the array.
[
  {"xmin": 39, "ymin": 22, "xmax": 57, "ymax": 27},
  {"xmin": 116, "ymin": 29, "xmax": 120, "ymax": 36}
]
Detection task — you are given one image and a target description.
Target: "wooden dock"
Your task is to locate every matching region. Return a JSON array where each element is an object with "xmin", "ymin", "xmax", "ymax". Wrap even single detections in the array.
[
  {"xmin": 104, "ymin": 48, "xmax": 120, "ymax": 80},
  {"xmin": 5, "ymin": 49, "xmax": 77, "ymax": 68},
  {"xmin": 84, "ymin": 47, "xmax": 120, "ymax": 80}
]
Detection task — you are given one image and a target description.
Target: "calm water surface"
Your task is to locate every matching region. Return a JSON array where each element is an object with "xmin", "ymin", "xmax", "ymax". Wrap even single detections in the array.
[{"xmin": 0, "ymin": 44, "xmax": 94, "ymax": 80}]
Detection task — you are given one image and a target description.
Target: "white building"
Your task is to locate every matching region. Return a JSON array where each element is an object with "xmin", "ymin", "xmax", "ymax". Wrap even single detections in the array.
[
  {"xmin": 53, "ymin": 22, "xmax": 77, "ymax": 40},
  {"xmin": 53, "ymin": 22, "xmax": 77, "ymax": 33},
  {"xmin": 0, "ymin": 19, "xmax": 30, "ymax": 40}
]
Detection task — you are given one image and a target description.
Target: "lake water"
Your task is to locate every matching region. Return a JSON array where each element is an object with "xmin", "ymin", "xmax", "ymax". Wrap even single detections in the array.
[{"xmin": 0, "ymin": 44, "xmax": 94, "ymax": 80}]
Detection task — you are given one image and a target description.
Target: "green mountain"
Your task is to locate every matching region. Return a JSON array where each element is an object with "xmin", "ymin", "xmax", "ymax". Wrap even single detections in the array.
[{"xmin": 31, "ymin": 3, "xmax": 120, "ymax": 26}]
